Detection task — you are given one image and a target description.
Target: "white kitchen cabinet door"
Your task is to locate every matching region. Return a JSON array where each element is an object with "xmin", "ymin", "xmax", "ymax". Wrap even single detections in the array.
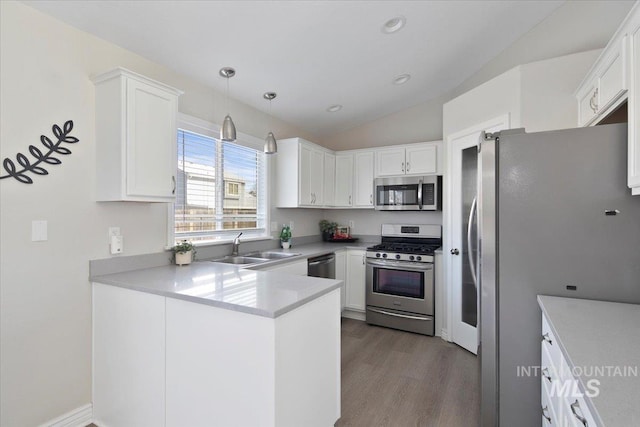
[
  {"xmin": 345, "ymin": 250, "xmax": 366, "ymax": 311},
  {"xmin": 375, "ymin": 147, "xmax": 405, "ymax": 177},
  {"xmin": 577, "ymin": 83, "xmax": 599, "ymax": 127},
  {"xmin": 93, "ymin": 67, "xmax": 181, "ymax": 202},
  {"xmin": 323, "ymin": 152, "xmax": 336, "ymax": 206},
  {"xmin": 631, "ymin": 19, "xmax": 640, "ymax": 195},
  {"xmin": 335, "ymin": 250, "xmax": 346, "ymax": 311},
  {"xmin": 310, "ymin": 148, "xmax": 324, "ymax": 206},
  {"xmin": 598, "ymin": 36, "xmax": 627, "ymax": 113},
  {"xmin": 405, "ymin": 145, "xmax": 437, "ymax": 175},
  {"xmin": 354, "ymin": 151, "xmax": 374, "ymax": 208},
  {"xmin": 298, "ymin": 144, "xmax": 313, "ymax": 206},
  {"xmin": 334, "ymin": 154, "xmax": 353, "ymax": 207}
]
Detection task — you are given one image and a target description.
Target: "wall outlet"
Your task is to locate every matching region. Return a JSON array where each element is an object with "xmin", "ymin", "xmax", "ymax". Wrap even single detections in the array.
[
  {"xmin": 289, "ymin": 221, "xmax": 294, "ymax": 231},
  {"xmin": 270, "ymin": 221, "xmax": 278, "ymax": 232},
  {"xmin": 110, "ymin": 235, "xmax": 123, "ymax": 255},
  {"xmin": 348, "ymin": 220, "xmax": 355, "ymax": 230}
]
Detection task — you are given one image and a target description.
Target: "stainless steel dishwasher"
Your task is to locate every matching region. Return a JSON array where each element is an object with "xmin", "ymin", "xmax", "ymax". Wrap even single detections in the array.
[{"xmin": 307, "ymin": 253, "xmax": 336, "ymax": 279}]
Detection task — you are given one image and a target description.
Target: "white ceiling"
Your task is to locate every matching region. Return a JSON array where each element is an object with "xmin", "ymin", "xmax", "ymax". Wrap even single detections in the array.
[{"xmin": 24, "ymin": 0, "xmax": 565, "ymax": 137}]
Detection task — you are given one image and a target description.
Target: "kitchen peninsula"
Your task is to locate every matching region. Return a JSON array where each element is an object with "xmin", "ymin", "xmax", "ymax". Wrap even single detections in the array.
[{"xmin": 91, "ymin": 261, "xmax": 341, "ymax": 427}]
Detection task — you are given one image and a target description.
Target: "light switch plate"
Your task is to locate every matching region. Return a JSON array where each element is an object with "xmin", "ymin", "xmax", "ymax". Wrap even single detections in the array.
[
  {"xmin": 32, "ymin": 220, "xmax": 47, "ymax": 242},
  {"xmin": 110, "ymin": 235, "xmax": 123, "ymax": 254}
]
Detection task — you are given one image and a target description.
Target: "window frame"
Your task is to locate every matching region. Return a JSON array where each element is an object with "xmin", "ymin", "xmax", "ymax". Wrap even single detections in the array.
[{"xmin": 167, "ymin": 113, "xmax": 271, "ymax": 247}]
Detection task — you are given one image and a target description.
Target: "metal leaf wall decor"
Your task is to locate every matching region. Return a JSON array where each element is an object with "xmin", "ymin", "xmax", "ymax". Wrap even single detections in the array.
[{"xmin": 0, "ymin": 120, "xmax": 79, "ymax": 184}]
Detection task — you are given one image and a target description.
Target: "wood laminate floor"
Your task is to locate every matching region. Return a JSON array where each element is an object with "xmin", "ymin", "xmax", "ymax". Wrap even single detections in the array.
[{"xmin": 336, "ymin": 318, "xmax": 479, "ymax": 427}]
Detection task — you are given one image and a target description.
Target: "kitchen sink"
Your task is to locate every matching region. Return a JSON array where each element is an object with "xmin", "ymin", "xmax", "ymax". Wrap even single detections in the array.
[
  {"xmin": 211, "ymin": 256, "xmax": 270, "ymax": 265},
  {"xmin": 244, "ymin": 251, "xmax": 302, "ymax": 259}
]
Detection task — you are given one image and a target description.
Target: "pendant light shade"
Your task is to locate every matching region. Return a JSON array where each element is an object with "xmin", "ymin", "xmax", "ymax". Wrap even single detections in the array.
[
  {"xmin": 219, "ymin": 67, "xmax": 236, "ymax": 142},
  {"xmin": 221, "ymin": 114, "xmax": 236, "ymax": 142},
  {"xmin": 263, "ymin": 92, "xmax": 278, "ymax": 154},
  {"xmin": 264, "ymin": 131, "xmax": 277, "ymax": 154}
]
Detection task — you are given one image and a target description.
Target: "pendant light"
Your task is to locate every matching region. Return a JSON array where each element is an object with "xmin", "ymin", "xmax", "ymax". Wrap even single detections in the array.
[
  {"xmin": 219, "ymin": 67, "xmax": 237, "ymax": 142},
  {"xmin": 263, "ymin": 92, "xmax": 278, "ymax": 154}
]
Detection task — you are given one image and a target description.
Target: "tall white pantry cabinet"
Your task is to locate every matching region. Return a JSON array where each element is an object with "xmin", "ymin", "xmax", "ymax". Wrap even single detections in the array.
[{"xmin": 92, "ymin": 67, "xmax": 182, "ymax": 202}]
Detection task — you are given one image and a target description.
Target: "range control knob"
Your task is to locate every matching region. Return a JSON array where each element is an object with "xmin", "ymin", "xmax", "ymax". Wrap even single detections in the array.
[
  {"xmin": 409, "ymin": 255, "xmax": 415, "ymax": 261},
  {"xmin": 376, "ymin": 253, "xmax": 381, "ymax": 258},
  {"xmin": 382, "ymin": 253, "xmax": 387, "ymax": 258},
  {"xmin": 416, "ymin": 256, "xmax": 422, "ymax": 261},
  {"xmin": 395, "ymin": 254, "xmax": 401, "ymax": 260}
]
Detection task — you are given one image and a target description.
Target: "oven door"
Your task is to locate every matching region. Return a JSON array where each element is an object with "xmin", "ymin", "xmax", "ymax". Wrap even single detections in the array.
[{"xmin": 366, "ymin": 259, "xmax": 434, "ymax": 315}]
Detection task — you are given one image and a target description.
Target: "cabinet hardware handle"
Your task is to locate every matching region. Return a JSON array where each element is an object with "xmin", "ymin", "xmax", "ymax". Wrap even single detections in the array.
[
  {"xmin": 349, "ymin": 195, "xmax": 352, "ymax": 205},
  {"xmin": 401, "ymin": 161, "xmax": 405, "ymax": 172},
  {"xmin": 542, "ymin": 405, "xmax": 552, "ymax": 424},
  {"xmin": 589, "ymin": 88, "xmax": 599, "ymax": 113},
  {"xmin": 370, "ymin": 194, "xmax": 373, "ymax": 204},
  {"xmin": 362, "ymin": 254, "xmax": 365, "ymax": 265},
  {"xmin": 541, "ymin": 367, "xmax": 552, "ymax": 383},
  {"xmin": 172, "ymin": 176, "xmax": 176, "ymax": 194},
  {"xmin": 570, "ymin": 400, "xmax": 588, "ymax": 426},
  {"xmin": 407, "ymin": 162, "xmax": 410, "ymax": 172},
  {"xmin": 450, "ymin": 248, "xmax": 459, "ymax": 255},
  {"xmin": 542, "ymin": 333, "xmax": 552, "ymax": 346}
]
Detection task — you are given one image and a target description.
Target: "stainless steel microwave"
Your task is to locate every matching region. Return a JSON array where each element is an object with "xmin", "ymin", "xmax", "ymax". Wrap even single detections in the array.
[{"xmin": 374, "ymin": 176, "xmax": 442, "ymax": 211}]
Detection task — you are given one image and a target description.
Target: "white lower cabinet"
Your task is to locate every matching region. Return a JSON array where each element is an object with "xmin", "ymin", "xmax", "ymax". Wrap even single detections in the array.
[
  {"xmin": 258, "ymin": 259, "xmax": 308, "ymax": 275},
  {"xmin": 93, "ymin": 282, "xmax": 341, "ymax": 427},
  {"xmin": 541, "ymin": 312, "xmax": 599, "ymax": 427},
  {"xmin": 345, "ymin": 249, "xmax": 366, "ymax": 312},
  {"xmin": 335, "ymin": 250, "xmax": 346, "ymax": 311}
]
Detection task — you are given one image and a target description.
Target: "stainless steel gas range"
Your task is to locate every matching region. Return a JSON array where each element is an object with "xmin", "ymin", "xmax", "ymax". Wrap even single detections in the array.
[{"xmin": 365, "ymin": 224, "xmax": 441, "ymax": 336}]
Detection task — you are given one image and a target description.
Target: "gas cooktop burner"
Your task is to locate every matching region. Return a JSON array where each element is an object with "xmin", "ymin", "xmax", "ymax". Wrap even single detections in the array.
[{"xmin": 367, "ymin": 243, "xmax": 439, "ymax": 255}]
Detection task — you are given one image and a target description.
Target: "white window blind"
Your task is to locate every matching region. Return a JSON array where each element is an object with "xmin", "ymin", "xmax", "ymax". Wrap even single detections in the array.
[{"xmin": 175, "ymin": 128, "xmax": 266, "ymax": 243}]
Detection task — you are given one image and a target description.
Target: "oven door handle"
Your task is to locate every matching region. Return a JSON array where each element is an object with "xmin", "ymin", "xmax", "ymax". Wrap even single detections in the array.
[
  {"xmin": 368, "ymin": 307, "xmax": 433, "ymax": 321},
  {"xmin": 366, "ymin": 259, "xmax": 433, "ymax": 270}
]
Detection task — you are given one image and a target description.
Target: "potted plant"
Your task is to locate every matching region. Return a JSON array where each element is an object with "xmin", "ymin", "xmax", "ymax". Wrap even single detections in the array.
[
  {"xmin": 172, "ymin": 240, "xmax": 196, "ymax": 266},
  {"xmin": 280, "ymin": 225, "xmax": 292, "ymax": 249},
  {"xmin": 319, "ymin": 220, "xmax": 338, "ymax": 241}
]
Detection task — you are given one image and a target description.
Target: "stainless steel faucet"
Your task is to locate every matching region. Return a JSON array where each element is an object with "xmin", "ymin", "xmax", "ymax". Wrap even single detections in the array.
[{"xmin": 231, "ymin": 232, "xmax": 243, "ymax": 255}]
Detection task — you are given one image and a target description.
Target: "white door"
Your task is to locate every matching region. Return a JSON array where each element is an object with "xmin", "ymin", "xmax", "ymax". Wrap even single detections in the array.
[{"xmin": 448, "ymin": 115, "xmax": 509, "ymax": 355}]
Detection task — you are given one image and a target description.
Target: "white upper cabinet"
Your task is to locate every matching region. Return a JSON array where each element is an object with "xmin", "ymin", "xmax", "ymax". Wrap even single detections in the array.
[
  {"xmin": 575, "ymin": 3, "xmax": 640, "ymax": 195},
  {"xmin": 334, "ymin": 154, "xmax": 353, "ymax": 207},
  {"xmin": 375, "ymin": 147, "xmax": 405, "ymax": 176},
  {"xmin": 353, "ymin": 151, "xmax": 374, "ymax": 208},
  {"xmin": 92, "ymin": 67, "xmax": 182, "ymax": 202},
  {"xmin": 275, "ymin": 138, "xmax": 327, "ymax": 208},
  {"xmin": 630, "ymin": 9, "xmax": 640, "ymax": 194},
  {"xmin": 323, "ymin": 152, "xmax": 336, "ymax": 207},
  {"xmin": 576, "ymin": 36, "xmax": 627, "ymax": 127},
  {"xmin": 375, "ymin": 141, "xmax": 442, "ymax": 177}
]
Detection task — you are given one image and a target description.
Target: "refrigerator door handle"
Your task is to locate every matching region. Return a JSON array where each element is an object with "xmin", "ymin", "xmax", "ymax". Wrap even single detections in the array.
[{"xmin": 467, "ymin": 197, "xmax": 478, "ymax": 289}]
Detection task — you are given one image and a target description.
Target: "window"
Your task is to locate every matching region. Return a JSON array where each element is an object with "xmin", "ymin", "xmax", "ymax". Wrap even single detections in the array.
[{"xmin": 172, "ymin": 116, "xmax": 267, "ymax": 244}]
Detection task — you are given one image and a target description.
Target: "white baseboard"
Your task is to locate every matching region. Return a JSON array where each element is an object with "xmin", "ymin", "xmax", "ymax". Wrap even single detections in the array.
[
  {"xmin": 40, "ymin": 403, "xmax": 92, "ymax": 427},
  {"xmin": 341, "ymin": 309, "xmax": 366, "ymax": 321},
  {"xmin": 440, "ymin": 328, "xmax": 450, "ymax": 342}
]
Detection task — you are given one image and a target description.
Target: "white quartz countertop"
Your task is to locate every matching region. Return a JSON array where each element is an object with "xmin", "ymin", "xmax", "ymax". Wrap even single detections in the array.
[
  {"xmin": 537, "ymin": 295, "xmax": 640, "ymax": 426},
  {"xmin": 90, "ymin": 241, "xmax": 374, "ymax": 318}
]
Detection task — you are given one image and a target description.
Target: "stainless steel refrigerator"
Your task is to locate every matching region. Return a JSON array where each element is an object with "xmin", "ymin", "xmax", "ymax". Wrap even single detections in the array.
[{"xmin": 475, "ymin": 123, "xmax": 640, "ymax": 426}]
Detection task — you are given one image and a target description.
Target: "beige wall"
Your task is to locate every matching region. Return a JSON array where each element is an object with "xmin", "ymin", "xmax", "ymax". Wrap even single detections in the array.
[{"xmin": 0, "ymin": 2, "xmax": 315, "ymax": 425}]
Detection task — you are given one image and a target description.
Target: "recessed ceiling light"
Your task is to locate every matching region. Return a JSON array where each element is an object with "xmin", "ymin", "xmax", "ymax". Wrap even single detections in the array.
[
  {"xmin": 381, "ymin": 16, "xmax": 406, "ymax": 34},
  {"xmin": 393, "ymin": 74, "xmax": 411, "ymax": 85},
  {"xmin": 326, "ymin": 104, "xmax": 342, "ymax": 112}
]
